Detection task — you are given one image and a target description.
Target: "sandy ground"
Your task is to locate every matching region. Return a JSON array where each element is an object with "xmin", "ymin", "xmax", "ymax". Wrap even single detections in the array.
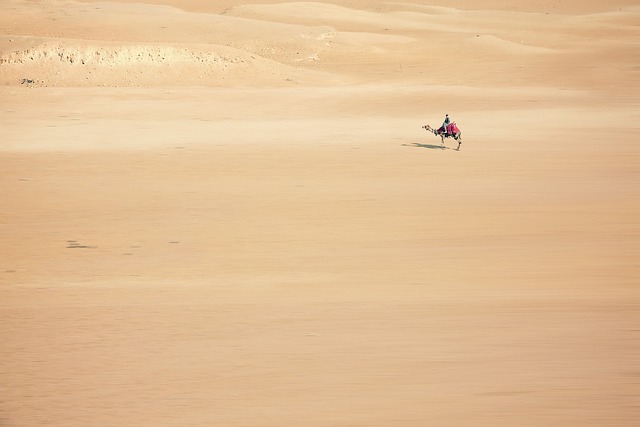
[{"xmin": 1, "ymin": 1, "xmax": 639, "ymax": 426}]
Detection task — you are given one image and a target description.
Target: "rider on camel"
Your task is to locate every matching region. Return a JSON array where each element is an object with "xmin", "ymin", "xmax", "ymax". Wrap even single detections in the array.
[
  {"xmin": 442, "ymin": 114, "xmax": 450, "ymax": 131},
  {"xmin": 421, "ymin": 114, "xmax": 462, "ymax": 150}
]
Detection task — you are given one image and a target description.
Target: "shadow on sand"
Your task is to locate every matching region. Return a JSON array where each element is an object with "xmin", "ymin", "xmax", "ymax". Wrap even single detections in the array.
[{"xmin": 404, "ymin": 143, "xmax": 455, "ymax": 150}]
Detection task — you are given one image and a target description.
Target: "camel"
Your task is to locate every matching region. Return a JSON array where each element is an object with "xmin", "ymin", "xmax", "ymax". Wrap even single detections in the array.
[{"xmin": 423, "ymin": 123, "xmax": 462, "ymax": 150}]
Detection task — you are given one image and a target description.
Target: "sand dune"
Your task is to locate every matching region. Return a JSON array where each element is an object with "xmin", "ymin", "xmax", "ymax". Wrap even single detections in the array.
[
  {"xmin": 1, "ymin": 1, "xmax": 639, "ymax": 426},
  {"xmin": 2, "ymin": 0, "xmax": 637, "ymax": 89},
  {"xmin": 0, "ymin": 1, "xmax": 347, "ymax": 86},
  {"xmin": 0, "ymin": 38, "xmax": 338, "ymax": 86}
]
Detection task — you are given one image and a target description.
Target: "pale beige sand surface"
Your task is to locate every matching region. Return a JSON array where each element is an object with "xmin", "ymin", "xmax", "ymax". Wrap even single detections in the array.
[{"xmin": 1, "ymin": 1, "xmax": 639, "ymax": 426}]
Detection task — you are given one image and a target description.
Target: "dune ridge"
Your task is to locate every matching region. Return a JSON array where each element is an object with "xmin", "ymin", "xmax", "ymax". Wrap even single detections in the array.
[
  {"xmin": 0, "ymin": 38, "xmax": 343, "ymax": 86},
  {"xmin": 1, "ymin": 42, "xmax": 238, "ymax": 67}
]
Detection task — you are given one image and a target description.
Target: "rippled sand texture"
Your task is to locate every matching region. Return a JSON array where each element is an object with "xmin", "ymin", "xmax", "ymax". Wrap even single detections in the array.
[{"xmin": 1, "ymin": 1, "xmax": 639, "ymax": 426}]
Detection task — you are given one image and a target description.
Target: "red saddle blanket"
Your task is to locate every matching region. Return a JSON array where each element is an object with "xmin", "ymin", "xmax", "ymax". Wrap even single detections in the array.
[{"xmin": 438, "ymin": 122, "xmax": 460, "ymax": 135}]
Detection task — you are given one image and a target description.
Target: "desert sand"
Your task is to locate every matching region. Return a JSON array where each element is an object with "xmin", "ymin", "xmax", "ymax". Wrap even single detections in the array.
[{"xmin": 1, "ymin": 1, "xmax": 639, "ymax": 426}]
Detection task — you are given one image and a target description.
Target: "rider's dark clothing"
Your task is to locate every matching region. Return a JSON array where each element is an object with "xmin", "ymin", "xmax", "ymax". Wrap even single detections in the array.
[{"xmin": 442, "ymin": 115, "xmax": 450, "ymax": 131}]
